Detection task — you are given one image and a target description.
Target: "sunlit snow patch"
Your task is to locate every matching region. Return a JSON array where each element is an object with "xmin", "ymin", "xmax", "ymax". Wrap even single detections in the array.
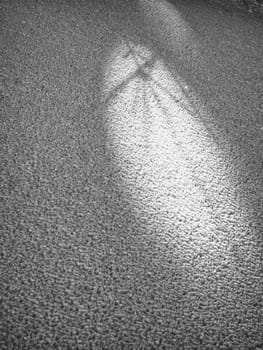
[{"xmin": 101, "ymin": 41, "xmax": 247, "ymax": 268}]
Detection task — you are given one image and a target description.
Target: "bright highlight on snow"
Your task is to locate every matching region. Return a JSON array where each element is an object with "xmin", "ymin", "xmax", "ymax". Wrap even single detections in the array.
[{"xmin": 102, "ymin": 38, "xmax": 248, "ymax": 269}]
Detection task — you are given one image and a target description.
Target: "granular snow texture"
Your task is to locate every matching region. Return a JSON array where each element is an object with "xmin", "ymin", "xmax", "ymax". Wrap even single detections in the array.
[{"xmin": 1, "ymin": 0, "xmax": 263, "ymax": 349}]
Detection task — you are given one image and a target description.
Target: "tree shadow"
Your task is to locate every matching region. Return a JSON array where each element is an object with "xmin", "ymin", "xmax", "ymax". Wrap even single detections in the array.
[
  {"xmin": 100, "ymin": 0, "xmax": 263, "ymax": 238},
  {"xmin": 94, "ymin": 0, "xmax": 263, "ymax": 348}
]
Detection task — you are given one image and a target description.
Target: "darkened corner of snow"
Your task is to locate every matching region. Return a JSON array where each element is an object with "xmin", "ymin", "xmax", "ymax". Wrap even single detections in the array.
[{"xmin": 206, "ymin": 0, "xmax": 263, "ymax": 16}]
